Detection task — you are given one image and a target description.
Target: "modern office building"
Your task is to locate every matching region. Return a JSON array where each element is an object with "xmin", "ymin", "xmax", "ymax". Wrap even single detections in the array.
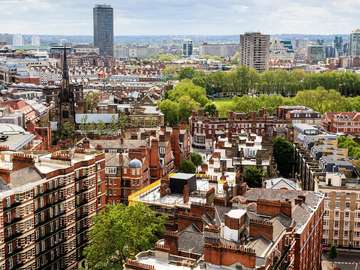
[
  {"xmin": 31, "ymin": 36, "xmax": 40, "ymax": 47},
  {"xmin": 350, "ymin": 29, "xmax": 360, "ymax": 57},
  {"xmin": 240, "ymin": 32, "xmax": 270, "ymax": 72},
  {"xmin": 182, "ymin": 39, "xmax": 193, "ymax": 58},
  {"xmin": 199, "ymin": 43, "xmax": 240, "ymax": 58},
  {"xmin": 307, "ymin": 45, "xmax": 325, "ymax": 64},
  {"xmin": 334, "ymin": 36, "xmax": 344, "ymax": 56},
  {"xmin": 93, "ymin": 4, "xmax": 114, "ymax": 57},
  {"xmin": 12, "ymin": 34, "xmax": 23, "ymax": 47},
  {"xmin": 269, "ymin": 39, "xmax": 295, "ymax": 64}
]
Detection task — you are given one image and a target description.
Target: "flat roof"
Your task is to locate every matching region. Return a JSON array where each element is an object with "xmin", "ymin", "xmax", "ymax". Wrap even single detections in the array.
[{"xmin": 171, "ymin": 173, "xmax": 195, "ymax": 180}]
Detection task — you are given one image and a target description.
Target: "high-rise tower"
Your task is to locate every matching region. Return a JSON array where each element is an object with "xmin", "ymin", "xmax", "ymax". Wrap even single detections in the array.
[
  {"xmin": 240, "ymin": 32, "xmax": 270, "ymax": 72},
  {"xmin": 93, "ymin": 4, "xmax": 114, "ymax": 57},
  {"xmin": 350, "ymin": 29, "xmax": 360, "ymax": 57}
]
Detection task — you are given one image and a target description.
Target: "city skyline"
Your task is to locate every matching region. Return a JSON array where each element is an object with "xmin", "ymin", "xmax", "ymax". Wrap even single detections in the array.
[{"xmin": 0, "ymin": 0, "xmax": 359, "ymax": 36}]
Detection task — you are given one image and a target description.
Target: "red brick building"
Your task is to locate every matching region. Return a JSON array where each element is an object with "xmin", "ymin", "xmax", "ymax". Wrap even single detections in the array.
[
  {"xmin": 89, "ymin": 126, "xmax": 190, "ymax": 204},
  {"xmin": 105, "ymin": 146, "xmax": 150, "ymax": 205},
  {"xmin": 322, "ymin": 112, "xmax": 360, "ymax": 135},
  {"xmin": 190, "ymin": 110, "xmax": 289, "ymax": 150},
  {"xmin": 0, "ymin": 148, "xmax": 106, "ymax": 270},
  {"xmin": 126, "ymin": 178, "xmax": 324, "ymax": 270}
]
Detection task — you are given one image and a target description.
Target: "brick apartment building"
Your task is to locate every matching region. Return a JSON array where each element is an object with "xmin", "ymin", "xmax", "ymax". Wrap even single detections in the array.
[
  {"xmin": 104, "ymin": 146, "xmax": 150, "ymax": 205},
  {"xmin": 189, "ymin": 110, "xmax": 289, "ymax": 150},
  {"xmin": 322, "ymin": 112, "xmax": 360, "ymax": 135},
  {"xmin": 0, "ymin": 148, "xmax": 105, "ymax": 270},
  {"xmin": 277, "ymin": 105, "xmax": 321, "ymax": 125},
  {"xmin": 317, "ymin": 174, "xmax": 360, "ymax": 249},
  {"xmin": 87, "ymin": 126, "xmax": 190, "ymax": 204},
  {"xmin": 127, "ymin": 174, "xmax": 324, "ymax": 270}
]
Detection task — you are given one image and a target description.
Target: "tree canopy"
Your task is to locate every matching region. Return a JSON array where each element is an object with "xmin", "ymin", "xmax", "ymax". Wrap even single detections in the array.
[
  {"xmin": 84, "ymin": 204, "xmax": 165, "ymax": 270},
  {"xmin": 159, "ymin": 80, "xmax": 208, "ymax": 126},
  {"xmin": 273, "ymin": 137, "xmax": 295, "ymax": 178},
  {"xmin": 179, "ymin": 160, "xmax": 197, "ymax": 174},
  {"xmin": 85, "ymin": 92, "xmax": 101, "ymax": 113},
  {"xmin": 190, "ymin": 152, "xmax": 203, "ymax": 167},
  {"xmin": 244, "ymin": 166, "xmax": 264, "ymax": 188},
  {"xmin": 214, "ymin": 88, "xmax": 358, "ymax": 117},
  {"xmin": 191, "ymin": 66, "xmax": 360, "ymax": 97},
  {"xmin": 338, "ymin": 136, "xmax": 360, "ymax": 159},
  {"xmin": 328, "ymin": 245, "xmax": 338, "ymax": 261},
  {"xmin": 59, "ymin": 121, "xmax": 76, "ymax": 141}
]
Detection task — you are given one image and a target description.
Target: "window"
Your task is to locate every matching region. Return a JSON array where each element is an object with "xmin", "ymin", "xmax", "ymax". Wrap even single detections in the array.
[
  {"xmin": 105, "ymin": 167, "xmax": 117, "ymax": 175},
  {"xmin": 8, "ymin": 258, "xmax": 13, "ymax": 269},
  {"xmin": 346, "ymin": 202, "xmax": 351, "ymax": 209},
  {"xmin": 6, "ymin": 198, "xmax": 11, "ymax": 208},
  {"xmin": 345, "ymin": 211, "xmax": 350, "ymax": 218}
]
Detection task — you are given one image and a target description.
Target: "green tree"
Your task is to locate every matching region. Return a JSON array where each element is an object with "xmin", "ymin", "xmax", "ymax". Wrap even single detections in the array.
[
  {"xmin": 244, "ymin": 166, "xmax": 264, "ymax": 188},
  {"xmin": 84, "ymin": 204, "xmax": 165, "ymax": 270},
  {"xmin": 96, "ymin": 121, "xmax": 107, "ymax": 135},
  {"xmin": 159, "ymin": 99, "xmax": 180, "ymax": 126},
  {"xmin": 178, "ymin": 67, "xmax": 195, "ymax": 80},
  {"xmin": 328, "ymin": 245, "xmax": 337, "ymax": 261},
  {"xmin": 178, "ymin": 96, "xmax": 200, "ymax": 122},
  {"xmin": 117, "ymin": 113, "xmax": 128, "ymax": 133},
  {"xmin": 59, "ymin": 122, "xmax": 76, "ymax": 141},
  {"xmin": 168, "ymin": 79, "xmax": 208, "ymax": 106},
  {"xmin": 79, "ymin": 115, "xmax": 89, "ymax": 136},
  {"xmin": 190, "ymin": 152, "xmax": 203, "ymax": 167},
  {"xmin": 179, "ymin": 160, "xmax": 196, "ymax": 174},
  {"xmin": 273, "ymin": 137, "xmax": 295, "ymax": 178},
  {"xmin": 204, "ymin": 102, "xmax": 218, "ymax": 116},
  {"xmin": 85, "ymin": 92, "xmax": 101, "ymax": 113}
]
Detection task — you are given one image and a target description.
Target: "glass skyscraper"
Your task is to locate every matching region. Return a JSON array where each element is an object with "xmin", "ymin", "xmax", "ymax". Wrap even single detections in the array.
[
  {"xmin": 350, "ymin": 29, "xmax": 360, "ymax": 57},
  {"xmin": 93, "ymin": 4, "xmax": 114, "ymax": 57}
]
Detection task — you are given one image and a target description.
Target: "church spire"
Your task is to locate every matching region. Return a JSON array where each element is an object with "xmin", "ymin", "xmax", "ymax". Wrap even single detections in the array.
[{"xmin": 62, "ymin": 46, "xmax": 69, "ymax": 88}]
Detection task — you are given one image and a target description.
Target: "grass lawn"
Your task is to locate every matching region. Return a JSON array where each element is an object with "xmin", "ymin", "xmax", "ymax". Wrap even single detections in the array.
[{"xmin": 213, "ymin": 98, "xmax": 233, "ymax": 117}]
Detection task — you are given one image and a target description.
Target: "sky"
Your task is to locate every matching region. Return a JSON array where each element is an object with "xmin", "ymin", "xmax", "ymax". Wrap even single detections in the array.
[{"xmin": 0, "ymin": 0, "xmax": 359, "ymax": 35}]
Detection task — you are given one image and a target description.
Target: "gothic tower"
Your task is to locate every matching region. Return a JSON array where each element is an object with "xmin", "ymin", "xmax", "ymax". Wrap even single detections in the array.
[{"xmin": 58, "ymin": 46, "xmax": 76, "ymax": 129}]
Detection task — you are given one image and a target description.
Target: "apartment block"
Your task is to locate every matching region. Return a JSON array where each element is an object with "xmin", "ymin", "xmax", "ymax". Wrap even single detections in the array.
[
  {"xmin": 318, "ymin": 174, "xmax": 360, "ymax": 249},
  {"xmin": 322, "ymin": 112, "xmax": 360, "ymax": 135},
  {"xmin": 189, "ymin": 110, "xmax": 289, "ymax": 150},
  {"xmin": 240, "ymin": 32, "xmax": 270, "ymax": 72},
  {"xmin": 0, "ymin": 148, "xmax": 105, "ymax": 270}
]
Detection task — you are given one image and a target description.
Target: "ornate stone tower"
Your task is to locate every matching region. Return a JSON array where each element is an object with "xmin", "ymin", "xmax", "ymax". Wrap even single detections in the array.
[{"xmin": 58, "ymin": 47, "xmax": 76, "ymax": 129}]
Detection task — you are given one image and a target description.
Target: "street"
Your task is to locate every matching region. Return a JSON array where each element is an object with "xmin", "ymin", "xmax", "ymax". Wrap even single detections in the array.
[{"xmin": 322, "ymin": 251, "xmax": 360, "ymax": 270}]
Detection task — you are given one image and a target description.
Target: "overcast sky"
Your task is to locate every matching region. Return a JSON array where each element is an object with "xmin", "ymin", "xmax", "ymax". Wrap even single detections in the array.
[{"xmin": 1, "ymin": 0, "xmax": 359, "ymax": 35}]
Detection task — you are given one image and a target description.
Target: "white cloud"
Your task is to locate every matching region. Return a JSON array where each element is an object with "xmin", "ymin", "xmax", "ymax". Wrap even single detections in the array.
[{"xmin": 0, "ymin": 0, "xmax": 358, "ymax": 35}]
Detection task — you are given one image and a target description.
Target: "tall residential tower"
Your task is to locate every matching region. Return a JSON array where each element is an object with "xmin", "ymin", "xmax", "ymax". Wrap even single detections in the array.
[
  {"xmin": 93, "ymin": 4, "xmax": 114, "ymax": 57},
  {"xmin": 240, "ymin": 32, "xmax": 270, "ymax": 72},
  {"xmin": 350, "ymin": 29, "xmax": 360, "ymax": 57}
]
